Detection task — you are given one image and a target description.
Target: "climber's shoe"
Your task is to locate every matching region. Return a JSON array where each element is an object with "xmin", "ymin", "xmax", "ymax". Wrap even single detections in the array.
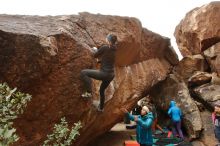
[
  {"xmin": 91, "ymin": 100, "xmax": 104, "ymax": 112},
  {"xmin": 97, "ymin": 105, "xmax": 104, "ymax": 112},
  {"xmin": 81, "ymin": 92, "xmax": 92, "ymax": 99}
]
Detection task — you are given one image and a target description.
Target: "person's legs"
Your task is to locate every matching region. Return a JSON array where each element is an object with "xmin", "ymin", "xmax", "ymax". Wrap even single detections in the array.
[
  {"xmin": 81, "ymin": 69, "xmax": 108, "ymax": 94},
  {"xmin": 172, "ymin": 121, "xmax": 178, "ymax": 137},
  {"xmin": 99, "ymin": 79, "xmax": 112, "ymax": 110},
  {"xmin": 156, "ymin": 124, "xmax": 165, "ymax": 133},
  {"xmin": 152, "ymin": 118, "xmax": 157, "ymax": 133},
  {"xmin": 215, "ymin": 126, "xmax": 220, "ymax": 142},
  {"xmin": 81, "ymin": 69, "xmax": 114, "ymax": 110},
  {"xmin": 176, "ymin": 121, "xmax": 184, "ymax": 139}
]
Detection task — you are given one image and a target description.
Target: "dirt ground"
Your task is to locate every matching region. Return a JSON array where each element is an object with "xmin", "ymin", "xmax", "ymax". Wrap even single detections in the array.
[
  {"xmin": 90, "ymin": 123, "xmax": 136, "ymax": 146},
  {"xmin": 89, "ymin": 122, "xmax": 197, "ymax": 146}
]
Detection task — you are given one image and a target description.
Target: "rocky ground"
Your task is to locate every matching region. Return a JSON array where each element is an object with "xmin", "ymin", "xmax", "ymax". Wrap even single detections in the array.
[{"xmin": 90, "ymin": 123, "xmax": 136, "ymax": 146}]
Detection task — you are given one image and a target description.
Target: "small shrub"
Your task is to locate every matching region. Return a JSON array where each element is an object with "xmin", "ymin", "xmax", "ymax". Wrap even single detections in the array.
[
  {"xmin": 43, "ymin": 117, "xmax": 82, "ymax": 146},
  {"xmin": 0, "ymin": 83, "xmax": 32, "ymax": 146}
]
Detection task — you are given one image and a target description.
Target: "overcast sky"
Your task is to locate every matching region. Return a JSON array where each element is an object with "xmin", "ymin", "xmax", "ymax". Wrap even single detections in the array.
[{"xmin": 0, "ymin": 0, "xmax": 214, "ymax": 59}]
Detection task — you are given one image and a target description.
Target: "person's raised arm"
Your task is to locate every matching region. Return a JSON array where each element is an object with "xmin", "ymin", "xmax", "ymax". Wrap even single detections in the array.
[
  {"xmin": 136, "ymin": 117, "xmax": 153, "ymax": 129},
  {"xmin": 121, "ymin": 108, "xmax": 135, "ymax": 121}
]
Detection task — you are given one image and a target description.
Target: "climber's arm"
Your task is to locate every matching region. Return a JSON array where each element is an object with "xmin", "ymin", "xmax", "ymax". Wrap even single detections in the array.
[
  {"xmin": 136, "ymin": 118, "xmax": 153, "ymax": 129},
  {"xmin": 94, "ymin": 46, "xmax": 106, "ymax": 58}
]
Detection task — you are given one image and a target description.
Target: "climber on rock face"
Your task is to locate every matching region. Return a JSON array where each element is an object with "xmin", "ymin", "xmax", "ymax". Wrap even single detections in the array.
[{"xmin": 81, "ymin": 34, "xmax": 117, "ymax": 112}]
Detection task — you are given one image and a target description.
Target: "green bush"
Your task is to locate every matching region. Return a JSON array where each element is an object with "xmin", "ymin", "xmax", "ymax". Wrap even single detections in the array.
[
  {"xmin": 0, "ymin": 83, "xmax": 32, "ymax": 146},
  {"xmin": 43, "ymin": 117, "xmax": 82, "ymax": 146}
]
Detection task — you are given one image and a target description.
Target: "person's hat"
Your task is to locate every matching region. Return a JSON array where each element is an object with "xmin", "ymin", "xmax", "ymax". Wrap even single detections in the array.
[
  {"xmin": 107, "ymin": 34, "xmax": 117, "ymax": 44},
  {"xmin": 142, "ymin": 106, "xmax": 149, "ymax": 113}
]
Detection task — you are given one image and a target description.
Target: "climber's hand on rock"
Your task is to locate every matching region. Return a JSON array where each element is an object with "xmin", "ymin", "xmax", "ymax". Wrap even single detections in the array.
[{"xmin": 91, "ymin": 47, "xmax": 98, "ymax": 53}]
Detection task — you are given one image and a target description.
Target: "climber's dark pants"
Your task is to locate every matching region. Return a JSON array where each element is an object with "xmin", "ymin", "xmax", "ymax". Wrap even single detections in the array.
[
  {"xmin": 81, "ymin": 69, "xmax": 114, "ymax": 109},
  {"xmin": 140, "ymin": 144, "xmax": 152, "ymax": 146},
  {"xmin": 172, "ymin": 121, "xmax": 184, "ymax": 139},
  {"xmin": 215, "ymin": 126, "xmax": 220, "ymax": 141}
]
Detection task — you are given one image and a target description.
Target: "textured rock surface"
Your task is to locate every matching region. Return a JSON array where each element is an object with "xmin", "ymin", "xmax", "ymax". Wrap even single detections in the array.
[
  {"xmin": 204, "ymin": 42, "xmax": 220, "ymax": 76},
  {"xmin": 150, "ymin": 74, "xmax": 202, "ymax": 138},
  {"xmin": 211, "ymin": 72, "xmax": 220, "ymax": 85},
  {"xmin": 173, "ymin": 55, "xmax": 209, "ymax": 83},
  {"xmin": 188, "ymin": 71, "xmax": 212, "ymax": 88},
  {"xmin": 174, "ymin": 1, "xmax": 220, "ymax": 56},
  {"xmin": 173, "ymin": 1, "xmax": 220, "ymax": 144},
  {"xmin": 0, "ymin": 13, "xmax": 177, "ymax": 146},
  {"xmin": 193, "ymin": 83, "xmax": 220, "ymax": 106},
  {"xmin": 191, "ymin": 141, "xmax": 205, "ymax": 146}
]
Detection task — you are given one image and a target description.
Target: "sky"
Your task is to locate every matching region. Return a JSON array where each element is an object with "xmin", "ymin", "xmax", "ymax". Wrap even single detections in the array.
[{"xmin": 0, "ymin": 0, "xmax": 214, "ymax": 59}]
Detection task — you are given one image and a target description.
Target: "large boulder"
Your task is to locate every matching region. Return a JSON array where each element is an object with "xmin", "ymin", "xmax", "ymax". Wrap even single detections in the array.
[
  {"xmin": 174, "ymin": 1, "xmax": 220, "ymax": 56},
  {"xmin": 204, "ymin": 42, "xmax": 220, "ymax": 76},
  {"xmin": 188, "ymin": 71, "xmax": 212, "ymax": 88},
  {"xmin": 150, "ymin": 74, "xmax": 202, "ymax": 139},
  {"xmin": 193, "ymin": 83, "xmax": 220, "ymax": 107},
  {"xmin": 191, "ymin": 141, "xmax": 205, "ymax": 146},
  {"xmin": 211, "ymin": 72, "xmax": 220, "ymax": 85},
  {"xmin": 173, "ymin": 55, "xmax": 209, "ymax": 83},
  {"xmin": 0, "ymin": 13, "xmax": 177, "ymax": 146}
]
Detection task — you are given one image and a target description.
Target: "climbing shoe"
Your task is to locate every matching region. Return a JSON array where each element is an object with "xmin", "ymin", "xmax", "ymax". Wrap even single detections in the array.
[
  {"xmin": 81, "ymin": 92, "xmax": 92, "ymax": 99},
  {"xmin": 97, "ymin": 105, "xmax": 104, "ymax": 112},
  {"xmin": 91, "ymin": 100, "xmax": 104, "ymax": 112}
]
